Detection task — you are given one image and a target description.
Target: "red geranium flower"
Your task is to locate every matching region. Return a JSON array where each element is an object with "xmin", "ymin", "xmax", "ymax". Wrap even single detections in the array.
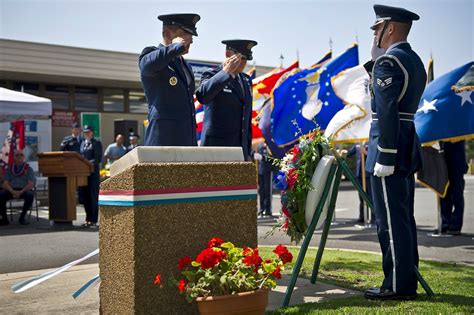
[
  {"xmin": 196, "ymin": 248, "xmax": 226, "ymax": 269},
  {"xmin": 280, "ymin": 251, "xmax": 293, "ymax": 264},
  {"xmin": 178, "ymin": 279, "xmax": 186, "ymax": 293},
  {"xmin": 243, "ymin": 247, "xmax": 252, "ymax": 256},
  {"xmin": 178, "ymin": 256, "xmax": 193, "ymax": 271},
  {"xmin": 273, "ymin": 244, "xmax": 293, "ymax": 263},
  {"xmin": 153, "ymin": 274, "xmax": 161, "ymax": 285},
  {"xmin": 242, "ymin": 247, "xmax": 262, "ymax": 271},
  {"xmin": 272, "ymin": 266, "xmax": 282, "ymax": 279},
  {"xmin": 207, "ymin": 237, "xmax": 224, "ymax": 248}
]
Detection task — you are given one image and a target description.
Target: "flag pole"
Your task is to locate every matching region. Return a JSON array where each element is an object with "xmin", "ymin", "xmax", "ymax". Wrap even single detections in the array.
[{"xmin": 355, "ymin": 144, "xmax": 373, "ymax": 229}]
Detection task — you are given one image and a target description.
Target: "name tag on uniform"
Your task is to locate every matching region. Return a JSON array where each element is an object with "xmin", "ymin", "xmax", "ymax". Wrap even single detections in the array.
[
  {"xmin": 167, "ymin": 65, "xmax": 176, "ymax": 72},
  {"xmin": 223, "ymin": 88, "xmax": 232, "ymax": 93}
]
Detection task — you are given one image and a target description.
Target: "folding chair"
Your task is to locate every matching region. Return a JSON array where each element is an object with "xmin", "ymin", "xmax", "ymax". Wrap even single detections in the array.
[{"xmin": 9, "ymin": 186, "xmax": 40, "ymax": 222}]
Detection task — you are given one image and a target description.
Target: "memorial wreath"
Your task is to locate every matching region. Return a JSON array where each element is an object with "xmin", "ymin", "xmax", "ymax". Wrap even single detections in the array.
[{"xmin": 272, "ymin": 127, "xmax": 331, "ymax": 243}]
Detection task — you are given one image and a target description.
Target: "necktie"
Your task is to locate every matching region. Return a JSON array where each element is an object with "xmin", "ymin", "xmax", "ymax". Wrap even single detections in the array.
[{"xmin": 181, "ymin": 58, "xmax": 192, "ymax": 86}]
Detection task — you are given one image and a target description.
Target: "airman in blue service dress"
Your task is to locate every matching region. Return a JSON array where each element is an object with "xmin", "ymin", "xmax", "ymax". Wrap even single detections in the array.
[
  {"xmin": 196, "ymin": 39, "xmax": 257, "ymax": 160},
  {"xmin": 59, "ymin": 122, "xmax": 82, "ymax": 152},
  {"xmin": 364, "ymin": 5, "xmax": 426, "ymax": 300},
  {"xmin": 139, "ymin": 13, "xmax": 200, "ymax": 146},
  {"xmin": 78, "ymin": 125, "xmax": 103, "ymax": 227}
]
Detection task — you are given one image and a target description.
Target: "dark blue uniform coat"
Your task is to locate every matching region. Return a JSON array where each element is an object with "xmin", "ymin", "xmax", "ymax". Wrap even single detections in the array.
[
  {"xmin": 139, "ymin": 43, "xmax": 197, "ymax": 146},
  {"xmin": 196, "ymin": 67, "xmax": 253, "ymax": 159},
  {"xmin": 78, "ymin": 138, "xmax": 102, "ymax": 223},
  {"xmin": 366, "ymin": 42, "xmax": 426, "ymax": 295},
  {"xmin": 60, "ymin": 135, "xmax": 83, "ymax": 153}
]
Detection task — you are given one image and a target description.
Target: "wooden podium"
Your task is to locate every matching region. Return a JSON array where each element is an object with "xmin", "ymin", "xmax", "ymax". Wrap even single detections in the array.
[{"xmin": 38, "ymin": 152, "xmax": 93, "ymax": 225}]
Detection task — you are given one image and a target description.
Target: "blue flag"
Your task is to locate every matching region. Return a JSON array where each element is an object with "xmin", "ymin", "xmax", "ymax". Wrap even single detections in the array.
[
  {"xmin": 271, "ymin": 44, "xmax": 359, "ymax": 145},
  {"xmin": 415, "ymin": 61, "xmax": 474, "ymax": 144},
  {"xmin": 257, "ymin": 52, "xmax": 332, "ymax": 158}
]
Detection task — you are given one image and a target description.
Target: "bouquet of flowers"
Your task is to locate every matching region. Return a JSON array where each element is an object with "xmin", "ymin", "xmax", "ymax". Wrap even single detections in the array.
[
  {"xmin": 272, "ymin": 128, "xmax": 331, "ymax": 243},
  {"xmin": 153, "ymin": 237, "xmax": 293, "ymax": 302}
]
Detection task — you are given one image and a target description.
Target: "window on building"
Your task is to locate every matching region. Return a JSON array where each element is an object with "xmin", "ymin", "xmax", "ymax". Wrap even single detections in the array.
[
  {"xmin": 103, "ymin": 88, "xmax": 125, "ymax": 112},
  {"xmin": 129, "ymin": 89, "xmax": 148, "ymax": 113},
  {"xmin": 75, "ymin": 86, "xmax": 98, "ymax": 112},
  {"xmin": 13, "ymin": 82, "xmax": 40, "ymax": 95},
  {"xmin": 45, "ymin": 85, "xmax": 70, "ymax": 110}
]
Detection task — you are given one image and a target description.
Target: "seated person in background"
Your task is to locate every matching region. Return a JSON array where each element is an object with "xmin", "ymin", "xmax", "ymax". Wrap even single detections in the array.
[
  {"xmin": 104, "ymin": 134, "xmax": 127, "ymax": 165},
  {"xmin": 0, "ymin": 150, "xmax": 36, "ymax": 226}
]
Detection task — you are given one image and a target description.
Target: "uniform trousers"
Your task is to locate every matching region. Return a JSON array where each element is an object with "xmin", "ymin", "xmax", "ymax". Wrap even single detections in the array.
[
  {"xmin": 371, "ymin": 173, "xmax": 418, "ymax": 295},
  {"xmin": 258, "ymin": 171, "xmax": 272, "ymax": 215},
  {"xmin": 0, "ymin": 190, "xmax": 34, "ymax": 222},
  {"xmin": 440, "ymin": 174, "xmax": 465, "ymax": 231},
  {"xmin": 78, "ymin": 172, "xmax": 100, "ymax": 223}
]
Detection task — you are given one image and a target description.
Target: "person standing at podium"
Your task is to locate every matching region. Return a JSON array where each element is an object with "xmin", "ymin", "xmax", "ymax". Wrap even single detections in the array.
[
  {"xmin": 60, "ymin": 122, "xmax": 83, "ymax": 152},
  {"xmin": 78, "ymin": 125, "xmax": 102, "ymax": 228}
]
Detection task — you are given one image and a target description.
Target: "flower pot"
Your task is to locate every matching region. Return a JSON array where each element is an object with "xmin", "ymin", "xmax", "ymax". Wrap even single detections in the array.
[{"xmin": 196, "ymin": 289, "xmax": 269, "ymax": 315}]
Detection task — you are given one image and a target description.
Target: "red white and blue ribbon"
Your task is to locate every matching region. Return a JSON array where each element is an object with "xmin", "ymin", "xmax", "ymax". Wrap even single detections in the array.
[
  {"xmin": 99, "ymin": 184, "xmax": 257, "ymax": 206},
  {"xmin": 11, "ymin": 249, "xmax": 99, "ymax": 293}
]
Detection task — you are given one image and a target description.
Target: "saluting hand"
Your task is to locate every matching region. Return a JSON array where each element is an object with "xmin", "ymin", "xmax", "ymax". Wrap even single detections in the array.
[
  {"xmin": 223, "ymin": 54, "xmax": 243, "ymax": 75},
  {"xmin": 172, "ymin": 37, "xmax": 192, "ymax": 52}
]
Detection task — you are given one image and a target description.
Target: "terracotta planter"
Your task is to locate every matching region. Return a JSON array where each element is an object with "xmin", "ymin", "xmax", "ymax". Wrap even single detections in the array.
[{"xmin": 196, "ymin": 289, "xmax": 269, "ymax": 315}]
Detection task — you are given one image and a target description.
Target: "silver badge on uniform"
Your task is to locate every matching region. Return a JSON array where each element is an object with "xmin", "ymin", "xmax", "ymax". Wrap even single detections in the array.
[{"xmin": 169, "ymin": 76, "xmax": 178, "ymax": 86}]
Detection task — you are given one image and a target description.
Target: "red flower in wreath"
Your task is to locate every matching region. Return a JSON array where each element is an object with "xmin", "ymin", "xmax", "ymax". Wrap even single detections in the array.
[
  {"xmin": 287, "ymin": 168, "xmax": 298, "ymax": 189},
  {"xmin": 291, "ymin": 146, "xmax": 301, "ymax": 162}
]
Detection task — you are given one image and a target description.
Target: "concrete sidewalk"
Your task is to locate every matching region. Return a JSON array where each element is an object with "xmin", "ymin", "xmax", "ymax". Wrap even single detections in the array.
[{"xmin": 0, "ymin": 264, "xmax": 359, "ymax": 314}]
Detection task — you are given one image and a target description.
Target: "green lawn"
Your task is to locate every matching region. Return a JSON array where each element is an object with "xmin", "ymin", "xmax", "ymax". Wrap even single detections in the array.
[{"xmin": 259, "ymin": 246, "xmax": 474, "ymax": 314}]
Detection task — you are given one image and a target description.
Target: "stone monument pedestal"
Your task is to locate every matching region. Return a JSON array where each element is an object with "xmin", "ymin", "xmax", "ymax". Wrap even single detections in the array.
[{"xmin": 98, "ymin": 147, "xmax": 257, "ymax": 314}]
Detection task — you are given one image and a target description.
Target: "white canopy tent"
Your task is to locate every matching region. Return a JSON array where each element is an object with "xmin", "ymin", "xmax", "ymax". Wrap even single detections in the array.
[
  {"xmin": 0, "ymin": 88, "xmax": 53, "ymax": 173},
  {"xmin": 0, "ymin": 87, "xmax": 52, "ymax": 119}
]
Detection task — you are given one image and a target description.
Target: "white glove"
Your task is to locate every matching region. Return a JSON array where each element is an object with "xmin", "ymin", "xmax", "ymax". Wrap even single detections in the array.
[
  {"xmin": 374, "ymin": 163, "xmax": 394, "ymax": 177},
  {"xmin": 253, "ymin": 153, "xmax": 263, "ymax": 161}
]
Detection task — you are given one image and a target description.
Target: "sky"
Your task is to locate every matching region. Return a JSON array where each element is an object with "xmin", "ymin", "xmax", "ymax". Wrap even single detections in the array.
[{"xmin": 1, "ymin": 0, "xmax": 472, "ymax": 77}]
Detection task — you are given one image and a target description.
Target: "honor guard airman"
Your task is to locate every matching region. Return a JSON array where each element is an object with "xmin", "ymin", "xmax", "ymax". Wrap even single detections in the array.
[
  {"xmin": 59, "ymin": 122, "xmax": 83, "ymax": 152},
  {"xmin": 139, "ymin": 13, "xmax": 200, "ymax": 146},
  {"xmin": 364, "ymin": 4, "xmax": 426, "ymax": 301},
  {"xmin": 196, "ymin": 39, "xmax": 257, "ymax": 160}
]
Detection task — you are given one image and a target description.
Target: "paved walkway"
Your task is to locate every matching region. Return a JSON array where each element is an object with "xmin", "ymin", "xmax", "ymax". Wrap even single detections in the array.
[{"xmin": 0, "ymin": 264, "xmax": 359, "ymax": 314}]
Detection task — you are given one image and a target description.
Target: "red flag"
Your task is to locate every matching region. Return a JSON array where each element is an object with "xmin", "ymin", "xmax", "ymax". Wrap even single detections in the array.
[
  {"xmin": 1, "ymin": 120, "xmax": 25, "ymax": 170},
  {"xmin": 254, "ymin": 60, "xmax": 299, "ymax": 95}
]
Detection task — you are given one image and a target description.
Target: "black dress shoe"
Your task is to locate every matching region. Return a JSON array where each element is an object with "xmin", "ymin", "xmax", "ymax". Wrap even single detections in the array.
[
  {"xmin": 447, "ymin": 229, "xmax": 461, "ymax": 236},
  {"xmin": 0, "ymin": 220, "xmax": 9, "ymax": 226},
  {"xmin": 364, "ymin": 288, "xmax": 417, "ymax": 301},
  {"xmin": 19, "ymin": 219, "xmax": 29, "ymax": 225}
]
